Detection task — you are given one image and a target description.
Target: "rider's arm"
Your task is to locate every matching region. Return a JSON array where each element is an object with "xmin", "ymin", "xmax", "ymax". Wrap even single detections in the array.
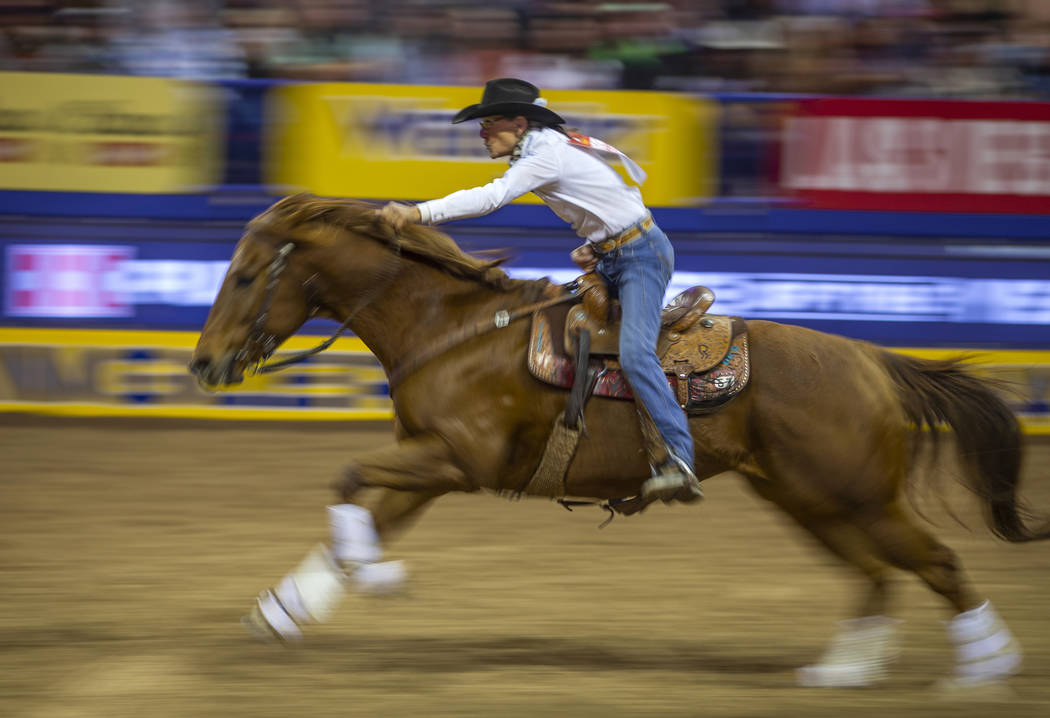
[{"xmin": 417, "ymin": 149, "xmax": 561, "ymax": 225}]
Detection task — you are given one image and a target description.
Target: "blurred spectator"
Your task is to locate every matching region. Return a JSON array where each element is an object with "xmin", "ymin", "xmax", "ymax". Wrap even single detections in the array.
[
  {"xmin": 0, "ymin": 0, "xmax": 1045, "ymax": 99},
  {"xmin": 109, "ymin": 0, "xmax": 246, "ymax": 79}
]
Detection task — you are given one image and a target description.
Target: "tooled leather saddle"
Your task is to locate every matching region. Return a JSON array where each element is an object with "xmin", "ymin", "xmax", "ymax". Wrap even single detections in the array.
[{"xmin": 527, "ymin": 273, "xmax": 750, "ymax": 417}]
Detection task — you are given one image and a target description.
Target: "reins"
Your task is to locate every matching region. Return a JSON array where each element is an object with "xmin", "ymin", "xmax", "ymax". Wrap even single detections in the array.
[
  {"xmin": 257, "ymin": 316, "xmax": 353, "ymax": 374},
  {"xmin": 385, "ymin": 290, "xmax": 576, "ymax": 392},
  {"xmin": 243, "ymin": 236, "xmax": 575, "ymax": 385},
  {"xmin": 244, "ymin": 238, "xmax": 402, "ymax": 376},
  {"xmin": 253, "ymin": 244, "xmax": 354, "ymax": 374},
  {"xmin": 236, "ymin": 242, "xmax": 293, "ymax": 372}
]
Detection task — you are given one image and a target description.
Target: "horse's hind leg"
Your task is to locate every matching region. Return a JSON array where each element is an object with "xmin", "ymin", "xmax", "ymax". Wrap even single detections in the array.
[
  {"xmin": 855, "ymin": 503, "xmax": 1023, "ymax": 685},
  {"xmin": 856, "ymin": 502, "xmax": 978, "ymax": 612},
  {"xmin": 243, "ymin": 487, "xmax": 437, "ymax": 643},
  {"xmin": 759, "ymin": 493, "xmax": 900, "ymax": 687},
  {"xmin": 781, "ymin": 513, "xmax": 892, "ymax": 616}
]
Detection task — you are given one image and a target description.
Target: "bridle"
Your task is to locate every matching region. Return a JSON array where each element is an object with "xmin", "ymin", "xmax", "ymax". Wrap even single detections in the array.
[
  {"xmin": 237, "ymin": 234, "xmax": 576, "ymax": 387},
  {"xmin": 236, "ymin": 238, "xmax": 401, "ymax": 376},
  {"xmin": 235, "ymin": 242, "xmax": 293, "ymax": 373}
]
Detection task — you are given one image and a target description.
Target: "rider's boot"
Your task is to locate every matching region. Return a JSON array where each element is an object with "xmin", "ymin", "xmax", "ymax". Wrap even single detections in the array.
[
  {"xmin": 634, "ymin": 405, "xmax": 703, "ymax": 504},
  {"xmin": 641, "ymin": 452, "xmax": 704, "ymax": 504}
]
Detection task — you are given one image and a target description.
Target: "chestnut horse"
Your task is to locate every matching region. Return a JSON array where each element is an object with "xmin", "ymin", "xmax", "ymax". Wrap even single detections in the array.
[{"xmin": 191, "ymin": 194, "xmax": 1047, "ymax": 686}]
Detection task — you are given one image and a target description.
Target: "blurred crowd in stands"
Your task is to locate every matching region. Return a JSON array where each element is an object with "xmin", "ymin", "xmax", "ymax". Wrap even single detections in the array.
[{"xmin": 1, "ymin": 0, "xmax": 1049, "ymax": 98}]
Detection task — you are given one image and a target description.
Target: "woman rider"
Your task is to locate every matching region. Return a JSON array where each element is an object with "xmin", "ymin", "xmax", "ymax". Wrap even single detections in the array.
[{"xmin": 377, "ymin": 78, "xmax": 701, "ymax": 505}]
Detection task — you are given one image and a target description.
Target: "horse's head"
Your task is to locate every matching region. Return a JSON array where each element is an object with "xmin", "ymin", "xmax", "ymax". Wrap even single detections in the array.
[
  {"xmin": 190, "ymin": 194, "xmax": 407, "ymax": 389},
  {"xmin": 190, "ymin": 192, "xmax": 545, "ymax": 390},
  {"xmin": 189, "ymin": 227, "xmax": 317, "ymax": 389}
]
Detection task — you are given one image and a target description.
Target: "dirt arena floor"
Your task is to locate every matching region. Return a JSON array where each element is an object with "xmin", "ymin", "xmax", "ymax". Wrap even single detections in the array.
[{"xmin": 1, "ymin": 417, "xmax": 1048, "ymax": 718}]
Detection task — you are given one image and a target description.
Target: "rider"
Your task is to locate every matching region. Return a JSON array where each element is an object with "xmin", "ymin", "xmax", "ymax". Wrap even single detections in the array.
[{"xmin": 377, "ymin": 77, "xmax": 701, "ymax": 505}]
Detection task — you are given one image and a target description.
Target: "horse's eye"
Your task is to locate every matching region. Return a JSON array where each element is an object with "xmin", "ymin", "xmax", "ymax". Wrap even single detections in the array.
[{"xmin": 235, "ymin": 274, "xmax": 255, "ymax": 288}]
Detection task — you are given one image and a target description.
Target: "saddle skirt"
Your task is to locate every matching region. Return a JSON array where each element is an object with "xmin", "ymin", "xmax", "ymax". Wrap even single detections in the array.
[{"xmin": 527, "ymin": 287, "xmax": 751, "ymax": 414}]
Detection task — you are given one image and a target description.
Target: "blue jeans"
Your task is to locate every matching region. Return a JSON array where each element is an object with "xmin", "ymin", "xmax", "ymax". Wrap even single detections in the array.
[{"xmin": 597, "ymin": 221, "xmax": 694, "ymax": 470}]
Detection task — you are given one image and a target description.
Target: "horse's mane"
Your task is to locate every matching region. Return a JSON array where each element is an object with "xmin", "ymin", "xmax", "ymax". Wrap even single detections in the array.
[{"xmin": 250, "ymin": 193, "xmax": 548, "ymax": 296}]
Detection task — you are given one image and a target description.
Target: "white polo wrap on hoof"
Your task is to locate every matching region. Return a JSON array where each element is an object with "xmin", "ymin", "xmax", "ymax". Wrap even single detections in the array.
[
  {"xmin": 243, "ymin": 543, "xmax": 350, "ymax": 643},
  {"xmin": 796, "ymin": 615, "xmax": 900, "ymax": 687},
  {"xmin": 250, "ymin": 589, "xmax": 304, "ymax": 643},
  {"xmin": 946, "ymin": 601, "xmax": 1022, "ymax": 685},
  {"xmin": 328, "ymin": 504, "xmax": 382, "ymax": 564}
]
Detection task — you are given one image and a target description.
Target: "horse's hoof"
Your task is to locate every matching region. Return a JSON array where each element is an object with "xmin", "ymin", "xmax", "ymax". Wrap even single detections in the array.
[
  {"xmin": 932, "ymin": 678, "xmax": 1018, "ymax": 700},
  {"xmin": 241, "ymin": 612, "xmax": 279, "ymax": 644},
  {"xmin": 242, "ymin": 590, "xmax": 302, "ymax": 643},
  {"xmin": 796, "ymin": 662, "xmax": 887, "ymax": 688},
  {"xmin": 935, "ymin": 649, "xmax": 1022, "ymax": 695},
  {"xmin": 242, "ymin": 600, "xmax": 281, "ymax": 643}
]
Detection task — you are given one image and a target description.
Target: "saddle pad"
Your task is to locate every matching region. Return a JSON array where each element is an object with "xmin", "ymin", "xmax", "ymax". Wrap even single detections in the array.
[
  {"xmin": 528, "ymin": 309, "xmax": 751, "ymax": 414},
  {"xmin": 590, "ymin": 334, "xmax": 750, "ymax": 412}
]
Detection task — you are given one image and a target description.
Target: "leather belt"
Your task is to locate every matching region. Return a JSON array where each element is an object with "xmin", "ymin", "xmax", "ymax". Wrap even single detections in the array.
[{"xmin": 593, "ymin": 214, "xmax": 654, "ymax": 255}]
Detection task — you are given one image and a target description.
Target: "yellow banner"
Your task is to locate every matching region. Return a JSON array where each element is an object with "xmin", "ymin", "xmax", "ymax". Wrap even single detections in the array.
[
  {"xmin": 0, "ymin": 72, "xmax": 222, "ymax": 193},
  {"xmin": 0, "ymin": 329, "xmax": 1047, "ymax": 432},
  {"xmin": 265, "ymin": 83, "xmax": 717, "ymax": 207}
]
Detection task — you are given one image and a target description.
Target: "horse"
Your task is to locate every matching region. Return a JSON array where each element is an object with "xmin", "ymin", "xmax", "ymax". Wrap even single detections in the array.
[{"xmin": 190, "ymin": 193, "xmax": 1048, "ymax": 687}]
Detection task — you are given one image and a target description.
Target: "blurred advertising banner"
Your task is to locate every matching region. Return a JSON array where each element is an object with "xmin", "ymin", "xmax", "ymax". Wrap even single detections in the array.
[
  {"xmin": 781, "ymin": 98, "xmax": 1050, "ymax": 213},
  {"xmin": 3, "ymin": 235, "xmax": 1047, "ymax": 346},
  {"xmin": 1, "ymin": 328, "xmax": 1046, "ymax": 432},
  {"xmin": 0, "ymin": 329, "xmax": 391, "ymax": 421},
  {"xmin": 264, "ymin": 83, "xmax": 717, "ymax": 206},
  {"xmin": 0, "ymin": 72, "xmax": 222, "ymax": 193},
  {"xmin": 6, "ymin": 245, "xmax": 135, "ymax": 317}
]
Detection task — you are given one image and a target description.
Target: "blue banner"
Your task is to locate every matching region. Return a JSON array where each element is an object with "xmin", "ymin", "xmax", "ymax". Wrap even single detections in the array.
[{"xmin": 2, "ymin": 227, "xmax": 1047, "ymax": 347}]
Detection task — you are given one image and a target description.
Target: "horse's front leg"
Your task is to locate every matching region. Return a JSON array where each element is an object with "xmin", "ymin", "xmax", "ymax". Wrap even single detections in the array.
[
  {"xmin": 334, "ymin": 434, "xmax": 474, "ymax": 498},
  {"xmin": 243, "ymin": 437, "xmax": 467, "ymax": 644}
]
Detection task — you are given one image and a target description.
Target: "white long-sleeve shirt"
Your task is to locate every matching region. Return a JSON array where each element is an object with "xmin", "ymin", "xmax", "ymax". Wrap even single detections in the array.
[{"xmin": 416, "ymin": 128, "xmax": 648, "ymax": 243}]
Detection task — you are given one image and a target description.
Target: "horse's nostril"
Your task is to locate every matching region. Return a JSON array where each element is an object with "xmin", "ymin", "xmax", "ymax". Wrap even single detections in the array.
[{"xmin": 189, "ymin": 358, "xmax": 210, "ymax": 376}]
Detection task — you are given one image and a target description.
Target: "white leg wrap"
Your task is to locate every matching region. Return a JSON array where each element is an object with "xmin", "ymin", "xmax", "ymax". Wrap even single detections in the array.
[
  {"xmin": 275, "ymin": 544, "xmax": 347, "ymax": 624},
  {"xmin": 328, "ymin": 504, "xmax": 382, "ymax": 565},
  {"xmin": 946, "ymin": 601, "xmax": 1022, "ymax": 684},
  {"xmin": 255, "ymin": 590, "xmax": 303, "ymax": 642},
  {"xmin": 353, "ymin": 560, "xmax": 406, "ymax": 595},
  {"xmin": 797, "ymin": 616, "xmax": 900, "ymax": 687}
]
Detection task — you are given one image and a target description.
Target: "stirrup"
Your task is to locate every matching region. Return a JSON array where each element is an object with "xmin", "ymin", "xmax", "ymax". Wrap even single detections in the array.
[{"xmin": 641, "ymin": 455, "xmax": 703, "ymax": 504}]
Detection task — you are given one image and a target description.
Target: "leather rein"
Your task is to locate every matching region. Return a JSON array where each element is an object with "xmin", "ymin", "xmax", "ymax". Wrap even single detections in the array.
[
  {"xmin": 243, "ymin": 239, "xmax": 577, "ymax": 386},
  {"xmin": 385, "ymin": 290, "xmax": 576, "ymax": 392},
  {"xmin": 240, "ymin": 239, "xmax": 400, "ymax": 376}
]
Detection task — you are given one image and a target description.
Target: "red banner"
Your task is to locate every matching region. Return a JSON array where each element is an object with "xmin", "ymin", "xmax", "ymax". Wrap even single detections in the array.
[{"xmin": 780, "ymin": 98, "xmax": 1050, "ymax": 214}]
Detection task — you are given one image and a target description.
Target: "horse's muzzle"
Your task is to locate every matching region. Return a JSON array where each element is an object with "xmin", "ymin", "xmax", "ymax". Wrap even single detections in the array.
[{"xmin": 188, "ymin": 354, "xmax": 243, "ymax": 389}]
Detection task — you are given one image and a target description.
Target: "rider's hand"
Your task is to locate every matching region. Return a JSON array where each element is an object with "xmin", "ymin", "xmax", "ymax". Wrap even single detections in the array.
[
  {"xmin": 570, "ymin": 243, "xmax": 598, "ymax": 273},
  {"xmin": 377, "ymin": 202, "xmax": 421, "ymax": 231}
]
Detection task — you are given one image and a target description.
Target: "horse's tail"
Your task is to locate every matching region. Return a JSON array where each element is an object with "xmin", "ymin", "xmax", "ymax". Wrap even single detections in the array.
[{"xmin": 878, "ymin": 350, "xmax": 1050, "ymax": 543}]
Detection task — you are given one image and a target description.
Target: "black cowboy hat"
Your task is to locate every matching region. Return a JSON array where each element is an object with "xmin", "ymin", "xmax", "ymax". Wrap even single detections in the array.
[{"xmin": 451, "ymin": 78, "xmax": 565, "ymax": 125}]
